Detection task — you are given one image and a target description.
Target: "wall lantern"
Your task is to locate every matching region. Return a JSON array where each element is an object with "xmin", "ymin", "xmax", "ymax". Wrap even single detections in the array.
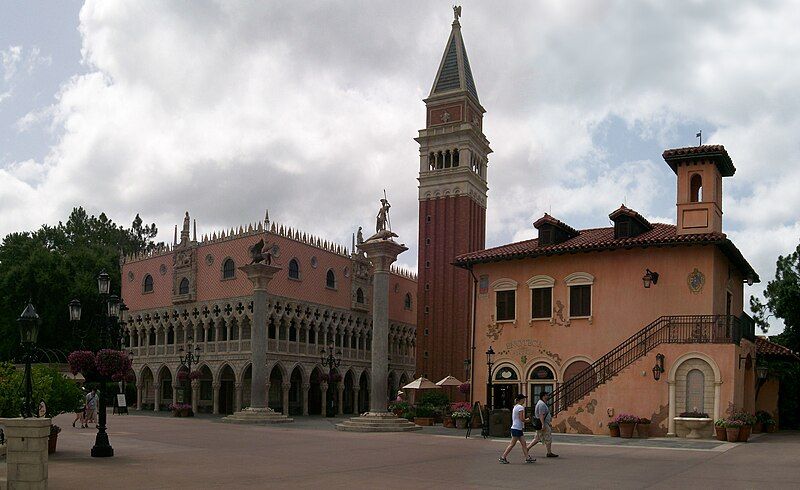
[
  {"xmin": 642, "ymin": 269, "xmax": 660, "ymax": 288},
  {"xmin": 652, "ymin": 353, "xmax": 665, "ymax": 380}
]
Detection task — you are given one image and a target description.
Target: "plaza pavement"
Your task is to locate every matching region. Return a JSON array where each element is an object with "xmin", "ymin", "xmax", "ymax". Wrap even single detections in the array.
[{"xmin": 3, "ymin": 411, "xmax": 800, "ymax": 489}]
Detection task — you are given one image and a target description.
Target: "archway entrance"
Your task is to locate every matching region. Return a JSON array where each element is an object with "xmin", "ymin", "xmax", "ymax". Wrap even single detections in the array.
[
  {"xmin": 219, "ymin": 365, "xmax": 236, "ymax": 415},
  {"xmin": 198, "ymin": 365, "xmax": 213, "ymax": 413},
  {"xmin": 140, "ymin": 366, "xmax": 154, "ymax": 409},
  {"xmin": 528, "ymin": 364, "xmax": 556, "ymax": 407},
  {"xmin": 493, "ymin": 365, "xmax": 520, "ymax": 411},
  {"xmin": 157, "ymin": 366, "xmax": 173, "ymax": 411},
  {"xmin": 343, "ymin": 371, "xmax": 355, "ymax": 414},
  {"xmin": 308, "ymin": 367, "xmax": 322, "ymax": 415},
  {"xmin": 358, "ymin": 371, "xmax": 370, "ymax": 413},
  {"xmin": 268, "ymin": 366, "xmax": 284, "ymax": 412},
  {"xmin": 289, "ymin": 367, "xmax": 303, "ymax": 415}
]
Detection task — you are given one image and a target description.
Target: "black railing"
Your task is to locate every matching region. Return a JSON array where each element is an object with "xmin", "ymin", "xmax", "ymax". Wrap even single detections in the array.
[{"xmin": 550, "ymin": 315, "xmax": 749, "ymax": 417}]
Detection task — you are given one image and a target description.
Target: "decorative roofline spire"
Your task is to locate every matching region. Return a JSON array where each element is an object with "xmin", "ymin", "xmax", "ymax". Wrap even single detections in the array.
[{"xmin": 453, "ymin": 5, "xmax": 461, "ymax": 26}]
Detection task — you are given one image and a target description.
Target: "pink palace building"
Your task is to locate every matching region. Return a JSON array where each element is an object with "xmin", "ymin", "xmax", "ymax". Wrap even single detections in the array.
[{"xmin": 121, "ymin": 213, "xmax": 417, "ymax": 416}]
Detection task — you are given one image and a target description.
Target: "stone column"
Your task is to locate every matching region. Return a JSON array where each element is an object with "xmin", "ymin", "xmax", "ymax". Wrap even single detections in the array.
[
  {"xmin": 353, "ymin": 387, "xmax": 361, "ymax": 415},
  {"xmin": 191, "ymin": 379, "xmax": 200, "ymax": 415},
  {"xmin": 0, "ymin": 417, "xmax": 51, "ymax": 488},
  {"xmin": 321, "ymin": 382, "xmax": 328, "ymax": 416},
  {"xmin": 136, "ymin": 383, "xmax": 143, "ymax": 410},
  {"xmin": 235, "ymin": 382, "xmax": 243, "ymax": 412},
  {"xmin": 337, "ymin": 382, "xmax": 345, "ymax": 416},
  {"xmin": 359, "ymin": 237, "xmax": 407, "ymax": 414},
  {"xmin": 667, "ymin": 381, "xmax": 677, "ymax": 436},
  {"xmin": 153, "ymin": 378, "xmax": 161, "ymax": 412},
  {"xmin": 212, "ymin": 382, "xmax": 221, "ymax": 415},
  {"xmin": 238, "ymin": 263, "xmax": 282, "ymax": 409},
  {"xmin": 302, "ymin": 383, "xmax": 310, "ymax": 416},
  {"xmin": 714, "ymin": 381, "xmax": 723, "ymax": 421},
  {"xmin": 282, "ymin": 382, "xmax": 291, "ymax": 415},
  {"xmin": 172, "ymin": 382, "xmax": 179, "ymax": 407}
]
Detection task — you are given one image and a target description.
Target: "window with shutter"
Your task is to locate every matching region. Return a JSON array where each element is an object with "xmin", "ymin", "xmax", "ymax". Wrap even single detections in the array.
[
  {"xmin": 531, "ymin": 287, "xmax": 552, "ymax": 319},
  {"xmin": 496, "ymin": 290, "xmax": 516, "ymax": 321},
  {"xmin": 569, "ymin": 285, "xmax": 591, "ymax": 317}
]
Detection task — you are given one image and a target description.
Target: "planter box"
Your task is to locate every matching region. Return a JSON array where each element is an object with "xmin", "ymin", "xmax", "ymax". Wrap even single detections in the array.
[
  {"xmin": 738, "ymin": 425, "xmax": 751, "ymax": 442},
  {"xmin": 455, "ymin": 418, "xmax": 468, "ymax": 429},
  {"xmin": 636, "ymin": 424, "xmax": 650, "ymax": 439},
  {"xmin": 752, "ymin": 422, "xmax": 763, "ymax": 434},
  {"xmin": 414, "ymin": 417, "xmax": 434, "ymax": 426},
  {"xmin": 609, "ymin": 426, "xmax": 620, "ymax": 437},
  {"xmin": 619, "ymin": 422, "xmax": 636, "ymax": 438},
  {"xmin": 726, "ymin": 427, "xmax": 740, "ymax": 442},
  {"xmin": 714, "ymin": 426, "xmax": 727, "ymax": 441}
]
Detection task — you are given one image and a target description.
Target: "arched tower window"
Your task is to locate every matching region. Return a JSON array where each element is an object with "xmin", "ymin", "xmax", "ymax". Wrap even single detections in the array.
[
  {"xmin": 690, "ymin": 174, "xmax": 703, "ymax": 203},
  {"xmin": 288, "ymin": 259, "xmax": 300, "ymax": 280},
  {"xmin": 356, "ymin": 288, "xmax": 364, "ymax": 304},
  {"xmin": 222, "ymin": 258, "xmax": 235, "ymax": 279},
  {"xmin": 179, "ymin": 277, "xmax": 189, "ymax": 295},
  {"xmin": 326, "ymin": 269, "xmax": 336, "ymax": 289},
  {"xmin": 143, "ymin": 274, "xmax": 154, "ymax": 293},
  {"xmin": 404, "ymin": 293, "xmax": 412, "ymax": 310},
  {"xmin": 453, "ymin": 149, "xmax": 459, "ymax": 167}
]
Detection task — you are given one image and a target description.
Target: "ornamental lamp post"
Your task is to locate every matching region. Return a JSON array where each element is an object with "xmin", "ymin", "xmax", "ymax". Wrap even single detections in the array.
[
  {"xmin": 320, "ymin": 343, "xmax": 342, "ymax": 417},
  {"xmin": 69, "ymin": 298, "xmax": 82, "ymax": 322},
  {"xmin": 486, "ymin": 345, "xmax": 495, "ymax": 410},
  {"xmin": 178, "ymin": 336, "xmax": 201, "ymax": 413},
  {"xmin": 97, "ymin": 270, "xmax": 111, "ymax": 295},
  {"xmin": 17, "ymin": 302, "xmax": 40, "ymax": 418}
]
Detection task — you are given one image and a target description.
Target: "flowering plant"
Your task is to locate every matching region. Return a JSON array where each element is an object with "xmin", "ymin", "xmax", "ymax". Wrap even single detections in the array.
[
  {"xmin": 613, "ymin": 413, "xmax": 639, "ymax": 424},
  {"xmin": 679, "ymin": 410, "xmax": 710, "ymax": 418},
  {"xmin": 638, "ymin": 417, "xmax": 651, "ymax": 425},
  {"xmin": 168, "ymin": 403, "xmax": 192, "ymax": 412},
  {"xmin": 458, "ymin": 382, "xmax": 470, "ymax": 395},
  {"xmin": 724, "ymin": 419, "xmax": 744, "ymax": 428},
  {"xmin": 96, "ymin": 349, "xmax": 133, "ymax": 379},
  {"xmin": 731, "ymin": 411, "xmax": 756, "ymax": 426},
  {"xmin": 67, "ymin": 351, "xmax": 96, "ymax": 376},
  {"xmin": 714, "ymin": 418, "xmax": 727, "ymax": 427},
  {"xmin": 607, "ymin": 421, "xmax": 619, "ymax": 428},
  {"xmin": 451, "ymin": 408, "xmax": 472, "ymax": 419},
  {"xmin": 450, "ymin": 401, "xmax": 472, "ymax": 412}
]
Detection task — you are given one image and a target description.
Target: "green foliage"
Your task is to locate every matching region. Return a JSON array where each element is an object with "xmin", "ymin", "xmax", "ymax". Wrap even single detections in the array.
[
  {"xmin": 0, "ymin": 207, "xmax": 161, "ymax": 359},
  {"xmin": 0, "ymin": 363, "xmax": 82, "ymax": 418},
  {"xmin": 419, "ymin": 390, "xmax": 450, "ymax": 408},
  {"xmin": 414, "ymin": 404, "xmax": 436, "ymax": 418}
]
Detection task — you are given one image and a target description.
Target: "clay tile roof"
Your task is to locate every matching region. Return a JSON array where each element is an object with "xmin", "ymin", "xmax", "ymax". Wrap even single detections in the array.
[
  {"xmin": 662, "ymin": 144, "xmax": 736, "ymax": 177},
  {"xmin": 454, "ymin": 222, "xmax": 759, "ymax": 282},
  {"xmin": 532, "ymin": 213, "xmax": 578, "ymax": 236},
  {"xmin": 756, "ymin": 337, "xmax": 800, "ymax": 360},
  {"xmin": 608, "ymin": 204, "xmax": 653, "ymax": 229}
]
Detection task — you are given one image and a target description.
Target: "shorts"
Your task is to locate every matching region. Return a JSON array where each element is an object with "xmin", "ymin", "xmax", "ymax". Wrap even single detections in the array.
[
  {"xmin": 535, "ymin": 425, "xmax": 552, "ymax": 444},
  {"xmin": 510, "ymin": 428, "xmax": 524, "ymax": 438}
]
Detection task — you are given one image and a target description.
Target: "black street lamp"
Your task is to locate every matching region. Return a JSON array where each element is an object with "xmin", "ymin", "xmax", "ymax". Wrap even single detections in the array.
[
  {"xmin": 320, "ymin": 343, "xmax": 341, "ymax": 417},
  {"xmin": 486, "ymin": 345, "xmax": 495, "ymax": 410},
  {"xmin": 17, "ymin": 302, "xmax": 40, "ymax": 418},
  {"xmin": 68, "ymin": 270, "xmax": 125, "ymax": 458},
  {"xmin": 178, "ymin": 336, "xmax": 201, "ymax": 414}
]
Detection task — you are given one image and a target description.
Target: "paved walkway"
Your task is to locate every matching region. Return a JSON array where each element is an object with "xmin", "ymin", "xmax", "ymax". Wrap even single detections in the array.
[{"xmin": 3, "ymin": 412, "xmax": 799, "ymax": 489}]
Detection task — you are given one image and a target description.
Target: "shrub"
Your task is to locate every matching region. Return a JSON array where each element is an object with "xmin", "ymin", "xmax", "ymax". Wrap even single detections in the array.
[
  {"xmin": 0, "ymin": 363, "xmax": 82, "ymax": 418},
  {"xmin": 389, "ymin": 401, "xmax": 410, "ymax": 416},
  {"xmin": 168, "ymin": 403, "xmax": 192, "ymax": 411},
  {"xmin": 607, "ymin": 421, "xmax": 619, "ymax": 428},
  {"xmin": 638, "ymin": 418, "xmax": 651, "ymax": 425},
  {"xmin": 732, "ymin": 411, "xmax": 756, "ymax": 426},
  {"xmin": 714, "ymin": 418, "xmax": 727, "ymax": 427},
  {"xmin": 419, "ymin": 390, "xmax": 450, "ymax": 408},
  {"xmin": 415, "ymin": 404, "xmax": 436, "ymax": 418},
  {"xmin": 755, "ymin": 410, "xmax": 773, "ymax": 424}
]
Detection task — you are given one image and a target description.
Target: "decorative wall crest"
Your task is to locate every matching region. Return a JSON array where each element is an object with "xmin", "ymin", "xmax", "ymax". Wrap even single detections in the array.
[{"xmin": 687, "ymin": 268, "xmax": 705, "ymax": 293}]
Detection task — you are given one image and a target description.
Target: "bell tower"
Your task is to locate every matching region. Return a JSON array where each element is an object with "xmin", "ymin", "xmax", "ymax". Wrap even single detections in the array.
[
  {"xmin": 662, "ymin": 145, "xmax": 736, "ymax": 235},
  {"xmin": 415, "ymin": 8, "xmax": 491, "ymax": 381}
]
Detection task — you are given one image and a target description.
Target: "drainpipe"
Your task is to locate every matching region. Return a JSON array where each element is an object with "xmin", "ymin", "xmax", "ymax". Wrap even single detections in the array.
[{"xmin": 468, "ymin": 265, "xmax": 478, "ymax": 404}]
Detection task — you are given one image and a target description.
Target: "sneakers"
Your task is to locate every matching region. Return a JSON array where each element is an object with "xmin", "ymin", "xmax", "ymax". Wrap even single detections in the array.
[
  {"xmin": 525, "ymin": 457, "xmax": 536, "ymax": 463},
  {"xmin": 546, "ymin": 453, "xmax": 559, "ymax": 458},
  {"xmin": 498, "ymin": 457, "xmax": 509, "ymax": 464}
]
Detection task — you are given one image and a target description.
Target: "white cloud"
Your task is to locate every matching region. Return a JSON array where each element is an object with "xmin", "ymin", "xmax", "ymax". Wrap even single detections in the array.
[{"xmin": 2, "ymin": 1, "xmax": 800, "ymax": 334}]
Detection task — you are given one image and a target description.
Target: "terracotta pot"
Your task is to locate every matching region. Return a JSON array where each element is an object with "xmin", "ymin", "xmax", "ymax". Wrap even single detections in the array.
[
  {"xmin": 619, "ymin": 422, "xmax": 636, "ymax": 438},
  {"xmin": 726, "ymin": 427, "xmax": 740, "ymax": 442},
  {"xmin": 609, "ymin": 426, "xmax": 620, "ymax": 437},
  {"xmin": 714, "ymin": 426, "xmax": 727, "ymax": 441},
  {"xmin": 636, "ymin": 423, "xmax": 650, "ymax": 439},
  {"xmin": 48, "ymin": 433, "xmax": 58, "ymax": 454},
  {"xmin": 766, "ymin": 424, "xmax": 778, "ymax": 433},
  {"xmin": 752, "ymin": 422, "xmax": 763, "ymax": 434},
  {"xmin": 455, "ymin": 418, "xmax": 468, "ymax": 429},
  {"xmin": 414, "ymin": 417, "xmax": 434, "ymax": 426},
  {"xmin": 738, "ymin": 425, "xmax": 751, "ymax": 442}
]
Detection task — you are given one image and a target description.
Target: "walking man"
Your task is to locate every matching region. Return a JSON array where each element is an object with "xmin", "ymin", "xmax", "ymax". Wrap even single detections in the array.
[
  {"xmin": 499, "ymin": 393, "xmax": 535, "ymax": 464},
  {"xmin": 527, "ymin": 391, "xmax": 558, "ymax": 458},
  {"xmin": 84, "ymin": 388, "xmax": 98, "ymax": 428}
]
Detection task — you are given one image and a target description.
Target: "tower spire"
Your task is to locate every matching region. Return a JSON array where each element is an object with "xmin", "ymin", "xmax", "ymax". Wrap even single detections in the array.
[{"xmin": 429, "ymin": 6, "xmax": 478, "ymax": 102}]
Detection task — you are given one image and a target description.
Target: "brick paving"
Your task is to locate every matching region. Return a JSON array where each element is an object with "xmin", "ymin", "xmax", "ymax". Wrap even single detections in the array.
[{"xmin": 3, "ymin": 412, "xmax": 800, "ymax": 489}]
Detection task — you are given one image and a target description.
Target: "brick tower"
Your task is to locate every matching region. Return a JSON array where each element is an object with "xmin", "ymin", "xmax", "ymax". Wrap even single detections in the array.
[{"xmin": 415, "ymin": 9, "xmax": 491, "ymax": 382}]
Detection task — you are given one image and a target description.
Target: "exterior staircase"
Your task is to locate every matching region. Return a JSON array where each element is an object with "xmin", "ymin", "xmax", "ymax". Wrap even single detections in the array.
[{"xmin": 550, "ymin": 314, "xmax": 755, "ymax": 417}]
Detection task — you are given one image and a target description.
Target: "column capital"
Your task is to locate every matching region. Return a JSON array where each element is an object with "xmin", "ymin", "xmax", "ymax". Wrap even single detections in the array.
[
  {"xmin": 212, "ymin": 382, "xmax": 221, "ymax": 389},
  {"xmin": 321, "ymin": 382, "xmax": 329, "ymax": 390},
  {"xmin": 282, "ymin": 382, "xmax": 291, "ymax": 391},
  {"xmin": 302, "ymin": 383, "xmax": 311, "ymax": 391},
  {"xmin": 238, "ymin": 263, "xmax": 283, "ymax": 291},
  {"xmin": 357, "ymin": 238, "xmax": 408, "ymax": 272},
  {"xmin": 234, "ymin": 382, "xmax": 243, "ymax": 389}
]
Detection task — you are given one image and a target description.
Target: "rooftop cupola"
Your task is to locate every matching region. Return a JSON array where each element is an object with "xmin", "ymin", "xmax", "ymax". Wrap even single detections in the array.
[
  {"xmin": 662, "ymin": 145, "xmax": 736, "ymax": 236},
  {"xmin": 534, "ymin": 214, "xmax": 578, "ymax": 246},
  {"xmin": 608, "ymin": 205, "xmax": 653, "ymax": 239}
]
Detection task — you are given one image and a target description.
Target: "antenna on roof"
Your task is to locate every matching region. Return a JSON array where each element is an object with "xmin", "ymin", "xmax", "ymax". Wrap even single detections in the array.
[{"xmin": 696, "ymin": 130, "xmax": 702, "ymax": 146}]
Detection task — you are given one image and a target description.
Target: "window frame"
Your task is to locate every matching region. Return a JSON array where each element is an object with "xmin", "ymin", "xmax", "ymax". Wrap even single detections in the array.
[
  {"xmin": 142, "ymin": 274, "xmax": 154, "ymax": 294},
  {"xmin": 565, "ymin": 272, "xmax": 594, "ymax": 319},
  {"xmin": 404, "ymin": 293, "xmax": 412, "ymax": 310},
  {"xmin": 325, "ymin": 269, "xmax": 336, "ymax": 290},
  {"xmin": 288, "ymin": 258, "xmax": 301, "ymax": 280},
  {"xmin": 492, "ymin": 279, "xmax": 518, "ymax": 323},
  {"xmin": 526, "ymin": 275, "xmax": 555, "ymax": 321},
  {"xmin": 221, "ymin": 257, "xmax": 236, "ymax": 280},
  {"xmin": 179, "ymin": 277, "xmax": 190, "ymax": 295}
]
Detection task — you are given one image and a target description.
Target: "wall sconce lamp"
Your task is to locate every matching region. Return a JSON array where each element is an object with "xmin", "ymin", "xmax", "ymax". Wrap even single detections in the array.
[
  {"xmin": 652, "ymin": 353, "xmax": 665, "ymax": 381},
  {"xmin": 642, "ymin": 269, "xmax": 660, "ymax": 288}
]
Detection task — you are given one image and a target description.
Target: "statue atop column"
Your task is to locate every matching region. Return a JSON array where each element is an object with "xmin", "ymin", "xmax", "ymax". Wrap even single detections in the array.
[{"xmin": 370, "ymin": 195, "xmax": 398, "ymax": 241}]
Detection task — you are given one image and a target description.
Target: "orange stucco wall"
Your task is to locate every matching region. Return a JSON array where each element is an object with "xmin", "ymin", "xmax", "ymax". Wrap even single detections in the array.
[{"xmin": 470, "ymin": 243, "xmax": 756, "ymax": 435}]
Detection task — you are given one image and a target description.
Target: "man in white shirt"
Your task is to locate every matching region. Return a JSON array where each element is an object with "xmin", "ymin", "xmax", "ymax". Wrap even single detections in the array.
[
  {"xmin": 499, "ymin": 393, "xmax": 535, "ymax": 464},
  {"xmin": 527, "ymin": 391, "xmax": 558, "ymax": 458}
]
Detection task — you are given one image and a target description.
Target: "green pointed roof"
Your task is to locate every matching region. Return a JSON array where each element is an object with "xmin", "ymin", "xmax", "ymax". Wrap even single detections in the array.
[{"xmin": 430, "ymin": 19, "xmax": 479, "ymax": 102}]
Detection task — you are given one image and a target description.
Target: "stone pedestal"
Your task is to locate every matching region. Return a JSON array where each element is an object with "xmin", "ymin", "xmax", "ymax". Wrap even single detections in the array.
[
  {"xmin": 1, "ymin": 417, "xmax": 51, "ymax": 489},
  {"xmin": 223, "ymin": 262, "xmax": 292, "ymax": 424},
  {"xmin": 336, "ymin": 235, "xmax": 419, "ymax": 433}
]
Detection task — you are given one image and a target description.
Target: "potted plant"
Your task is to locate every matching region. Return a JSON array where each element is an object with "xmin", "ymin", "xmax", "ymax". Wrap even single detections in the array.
[
  {"xmin": 636, "ymin": 418, "xmax": 651, "ymax": 439},
  {"xmin": 608, "ymin": 421, "xmax": 620, "ymax": 437},
  {"xmin": 714, "ymin": 419, "xmax": 727, "ymax": 441},
  {"xmin": 725, "ymin": 419, "xmax": 743, "ymax": 442},
  {"xmin": 414, "ymin": 404, "xmax": 436, "ymax": 426},
  {"xmin": 614, "ymin": 414, "xmax": 638, "ymax": 438},
  {"xmin": 48, "ymin": 425, "xmax": 61, "ymax": 454},
  {"xmin": 389, "ymin": 401, "xmax": 410, "ymax": 418},
  {"xmin": 764, "ymin": 418, "xmax": 778, "ymax": 433},
  {"xmin": 675, "ymin": 410, "xmax": 712, "ymax": 439},
  {"xmin": 168, "ymin": 403, "xmax": 192, "ymax": 416},
  {"xmin": 451, "ymin": 402, "xmax": 472, "ymax": 429},
  {"xmin": 732, "ymin": 412, "xmax": 755, "ymax": 442}
]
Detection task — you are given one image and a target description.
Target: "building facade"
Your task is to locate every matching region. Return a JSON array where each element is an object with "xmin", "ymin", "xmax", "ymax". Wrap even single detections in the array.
[
  {"xmin": 121, "ymin": 213, "xmax": 416, "ymax": 416},
  {"xmin": 415, "ymin": 13, "xmax": 490, "ymax": 383},
  {"xmin": 455, "ymin": 146, "xmax": 762, "ymax": 437}
]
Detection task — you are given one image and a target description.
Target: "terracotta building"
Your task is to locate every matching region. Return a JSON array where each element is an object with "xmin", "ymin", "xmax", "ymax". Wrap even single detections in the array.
[
  {"xmin": 455, "ymin": 145, "xmax": 764, "ymax": 437},
  {"xmin": 415, "ymin": 13, "xmax": 490, "ymax": 383},
  {"xmin": 121, "ymin": 213, "xmax": 416, "ymax": 416}
]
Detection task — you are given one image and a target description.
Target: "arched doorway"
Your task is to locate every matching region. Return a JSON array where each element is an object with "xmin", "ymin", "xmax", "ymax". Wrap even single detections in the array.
[
  {"xmin": 140, "ymin": 366, "xmax": 154, "ymax": 410},
  {"xmin": 198, "ymin": 365, "xmax": 213, "ymax": 413},
  {"xmin": 528, "ymin": 364, "xmax": 556, "ymax": 407},
  {"xmin": 219, "ymin": 364, "xmax": 236, "ymax": 415},
  {"xmin": 308, "ymin": 367, "xmax": 323, "ymax": 415},
  {"xmin": 176, "ymin": 365, "xmax": 189, "ymax": 404},
  {"xmin": 493, "ymin": 365, "xmax": 520, "ymax": 410},
  {"xmin": 157, "ymin": 365, "xmax": 173, "ymax": 411},
  {"xmin": 562, "ymin": 360, "xmax": 593, "ymax": 408},
  {"xmin": 358, "ymin": 371, "xmax": 370, "ymax": 413},
  {"xmin": 268, "ymin": 365, "xmax": 284, "ymax": 412},
  {"xmin": 326, "ymin": 368, "xmax": 341, "ymax": 416},
  {"xmin": 343, "ymin": 370, "xmax": 355, "ymax": 414},
  {"xmin": 289, "ymin": 366, "xmax": 303, "ymax": 415}
]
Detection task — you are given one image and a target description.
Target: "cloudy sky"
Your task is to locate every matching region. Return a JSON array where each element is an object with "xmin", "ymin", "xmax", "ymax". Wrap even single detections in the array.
[{"xmin": 2, "ymin": 1, "xmax": 799, "ymax": 333}]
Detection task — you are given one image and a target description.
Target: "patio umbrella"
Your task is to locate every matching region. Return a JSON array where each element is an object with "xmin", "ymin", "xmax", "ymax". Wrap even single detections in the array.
[
  {"xmin": 436, "ymin": 375, "xmax": 463, "ymax": 401},
  {"xmin": 402, "ymin": 377, "xmax": 440, "ymax": 404}
]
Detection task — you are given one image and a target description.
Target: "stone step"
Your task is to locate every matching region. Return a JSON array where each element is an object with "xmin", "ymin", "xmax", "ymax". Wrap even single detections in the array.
[
  {"xmin": 337, "ymin": 421, "xmax": 417, "ymax": 428},
  {"xmin": 336, "ymin": 424, "xmax": 422, "ymax": 432}
]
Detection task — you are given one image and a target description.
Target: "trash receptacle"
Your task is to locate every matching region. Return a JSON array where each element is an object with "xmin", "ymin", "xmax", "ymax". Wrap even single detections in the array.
[{"xmin": 489, "ymin": 408, "xmax": 511, "ymax": 438}]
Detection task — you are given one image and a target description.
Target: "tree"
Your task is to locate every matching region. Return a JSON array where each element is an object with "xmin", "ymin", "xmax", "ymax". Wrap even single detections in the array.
[
  {"xmin": 750, "ymin": 243, "xmax": 800, "ymax": 352},
  {"xmin": 0, "ymin": 208, "xmax": 162, "ymax": 360}
]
